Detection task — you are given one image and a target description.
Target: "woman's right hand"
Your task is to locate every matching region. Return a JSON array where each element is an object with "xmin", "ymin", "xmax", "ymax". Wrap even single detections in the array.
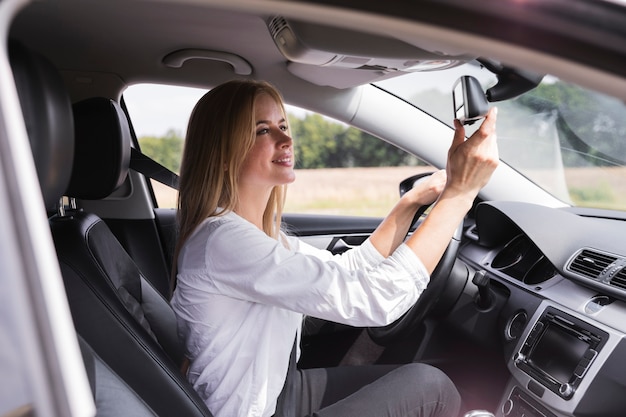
[
  {"xmin": 444, "ymin": 107, "xmax": 499, "ymax": 201},
  {"xmin": 404, "ymin": 107, "xmax": 498, "ymax": 273}
]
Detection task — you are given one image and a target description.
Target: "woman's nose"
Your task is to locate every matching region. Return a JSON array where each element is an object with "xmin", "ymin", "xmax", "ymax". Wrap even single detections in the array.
[{"xmin": 277, "ymin": 130, "xmax": 292, "ymax": 147}]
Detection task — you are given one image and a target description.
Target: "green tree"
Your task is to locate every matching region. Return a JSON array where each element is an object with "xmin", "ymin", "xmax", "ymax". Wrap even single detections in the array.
[
  {"xmin": 289, "ymin": 113, "xmax": 343, "ymax": 168},
  {"xmin": 289, "ymin": 112, "xmax": 421, "ymax": 168},
  {"xmin": 138, "ymin": 129, "xmax": 184, "ymax": 173},
  {"xmin": 517, "ymin": 81, "xmax": 626, "ymax": 166}
]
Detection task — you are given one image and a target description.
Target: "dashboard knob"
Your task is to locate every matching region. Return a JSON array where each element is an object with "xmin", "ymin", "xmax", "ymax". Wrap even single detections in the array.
[
  {"xmin": 559, "ymin": 383, "xmax": 574, "ymax": 398},
  {"xmin": 505, "ymin": 311, "xmax": 528, "ymax": 341},
  {"xmin": 502, "ymin": 399, "xmax": 513, "ymax": 416}
]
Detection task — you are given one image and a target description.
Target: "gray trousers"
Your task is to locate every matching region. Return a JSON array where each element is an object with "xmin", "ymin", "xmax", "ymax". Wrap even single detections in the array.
[{"xmin": 281, "ymin": 363, "xmax": 461, "ymax": 417}]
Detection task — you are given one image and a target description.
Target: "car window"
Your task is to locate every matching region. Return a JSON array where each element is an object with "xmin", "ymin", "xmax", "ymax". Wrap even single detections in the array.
[{"xmin": 124, "ymin": 84, "xmax": 433, "ymax": 217}]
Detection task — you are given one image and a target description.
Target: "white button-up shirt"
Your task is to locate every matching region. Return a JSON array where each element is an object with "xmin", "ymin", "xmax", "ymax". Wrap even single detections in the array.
[{"xmin": 170, "ymin": 211, "xmax": 429, "ymax": 417}]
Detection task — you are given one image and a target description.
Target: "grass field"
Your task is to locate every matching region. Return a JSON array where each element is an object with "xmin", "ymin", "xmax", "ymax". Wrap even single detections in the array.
[
  {"xmin": 151, "ymin": 166, "xmax": 434, "ymax": 216},
  {"xmin": 284, "ymin": 166, "xmax": 435, "ymax": 216},
  {"xmin": 152, "ymin": 166, "xmax": 626, "ymax": 215}
]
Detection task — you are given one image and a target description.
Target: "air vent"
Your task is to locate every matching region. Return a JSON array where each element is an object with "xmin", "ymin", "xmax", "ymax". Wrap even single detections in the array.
[
  {"xmin": 610, "ymin": 268, "xmax": 626, "ymax": 289},
  {"xmin": 568, "ymin": 249, "xmax": 617, "ymax": 279},
  {"xmin": 268, "ymin": 16, "xmax": 288, "ymax": 39}
]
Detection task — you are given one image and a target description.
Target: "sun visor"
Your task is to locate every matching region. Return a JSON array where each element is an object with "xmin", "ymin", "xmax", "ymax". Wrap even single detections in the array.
[{"xmin": 268, "ymin": 16, "xmax": 472, "ymax": 88}]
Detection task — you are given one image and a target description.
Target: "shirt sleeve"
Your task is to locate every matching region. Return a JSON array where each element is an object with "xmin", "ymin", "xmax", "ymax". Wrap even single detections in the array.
[
  {"xmin": 179, "ymin": 216, "xmax": 430, "ymax": 327},
  {"xmin": 285, "ymin": 234, "xmax": 385, "ymax": 271}
]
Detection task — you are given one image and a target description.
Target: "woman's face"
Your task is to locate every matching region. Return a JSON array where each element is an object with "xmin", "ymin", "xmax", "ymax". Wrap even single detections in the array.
[{"xmin": 238, "ymin": 93, "xmax": 295, "ymax": 191}]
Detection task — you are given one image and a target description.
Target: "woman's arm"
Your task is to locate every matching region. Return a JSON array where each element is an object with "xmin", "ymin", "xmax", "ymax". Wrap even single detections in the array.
[
  {"xmin": 370, "ymin": 107, "xmax": 498, "ymax": 270},
  {"xmin": 407, "ymin": 108, "xmax": 499, "ymax": 273},
  {"xmin": 368, "ymin": 170, "xmax": 446, "ymax": 258}
]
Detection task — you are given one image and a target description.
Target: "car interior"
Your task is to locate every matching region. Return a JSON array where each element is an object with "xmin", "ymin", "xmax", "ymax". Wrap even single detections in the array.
[{"xmin": 3, "ymin": 1, "xmax": 626, "ymax": 417}]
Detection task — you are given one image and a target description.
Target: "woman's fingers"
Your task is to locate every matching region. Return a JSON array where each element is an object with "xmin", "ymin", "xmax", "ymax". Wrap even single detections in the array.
[{"xmin": 446, "ymin": 107, "xmax": 499, "ymax": 195}]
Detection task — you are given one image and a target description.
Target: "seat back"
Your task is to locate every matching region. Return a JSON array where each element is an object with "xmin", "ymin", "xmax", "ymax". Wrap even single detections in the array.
[
  {"xmin": 8, "ymin": 40, "xmax": 74, "ymax": 209},
  {"xmin": 50, "ymin": 96, "xmax": 212, "ymax": 416},
  {"xmin": 9, "ymin": 40, "xmax": 159, "ymax": 417},
  {"xmin": 10, "ymin": 41, "xmax": 212, "ymax": 416}
]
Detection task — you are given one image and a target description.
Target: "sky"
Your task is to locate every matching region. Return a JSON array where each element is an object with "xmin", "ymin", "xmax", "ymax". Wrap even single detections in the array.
[{"xmin": 124, "ymin": 84, "xmax": 206, "ymax": 138}]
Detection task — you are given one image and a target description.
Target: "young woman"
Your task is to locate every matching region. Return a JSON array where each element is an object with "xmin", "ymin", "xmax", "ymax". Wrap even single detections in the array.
[{"xmin": 170, "ymin": 80, "xmax": 498, "ymax": 417}]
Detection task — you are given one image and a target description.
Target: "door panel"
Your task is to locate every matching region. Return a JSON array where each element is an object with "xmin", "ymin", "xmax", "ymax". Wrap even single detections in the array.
[
  {"xmin": 283, "ymin": 213, "xmax": 382, "ymax": 236},
  {"xmin": 284, "ymin": 213, "xmax": 381, "ymax": 254}
]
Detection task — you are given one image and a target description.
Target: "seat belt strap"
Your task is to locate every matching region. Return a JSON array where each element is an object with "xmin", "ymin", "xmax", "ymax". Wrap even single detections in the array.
[
  {"xmin": 273, "ymin": 335, "xmax": 298, "ymax": 417},
  {"xmin": 130, "ymin": 147, "xmax": 180, "ymax": 190}
]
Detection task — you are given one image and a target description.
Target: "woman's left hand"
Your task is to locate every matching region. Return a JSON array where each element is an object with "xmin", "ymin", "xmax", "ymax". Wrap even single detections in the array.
[{"xmin": 403, "ymin": 169, "xmax": 447, "ymax": 208}]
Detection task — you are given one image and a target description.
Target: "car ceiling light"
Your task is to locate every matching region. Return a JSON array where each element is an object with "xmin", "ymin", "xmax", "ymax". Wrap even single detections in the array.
[{"xmin": 268, "ymin": 16, "xmax": 469, "ymax": 73}]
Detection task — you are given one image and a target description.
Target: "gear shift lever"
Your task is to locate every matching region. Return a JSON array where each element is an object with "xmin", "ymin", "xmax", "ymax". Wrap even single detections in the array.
[
  {"xmin": 472, "ymin": 270, "xmax": 493, "ymax": 310},
  {"xmin": 464, "ymin": 410, "xmax": 495, "ymax": 417}
]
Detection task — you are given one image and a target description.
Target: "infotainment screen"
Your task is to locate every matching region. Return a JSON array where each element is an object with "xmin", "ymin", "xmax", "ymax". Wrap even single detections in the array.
[
  {"xmin": 515, "ymin": 307, "xmax": 607, "ymax": 399},
  {"xmin": 528, "ymin": 323, "xmax": 590, "ymax": 384}
]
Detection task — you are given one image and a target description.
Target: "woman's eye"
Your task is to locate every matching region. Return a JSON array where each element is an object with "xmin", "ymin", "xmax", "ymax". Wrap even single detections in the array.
[
  {"xmin": 280, "ymin": 125, "xmax": 288, "ymax": 131},
  {"xmin": 256, "ymin": 128, "xmax": 269, "ymax": 135}
]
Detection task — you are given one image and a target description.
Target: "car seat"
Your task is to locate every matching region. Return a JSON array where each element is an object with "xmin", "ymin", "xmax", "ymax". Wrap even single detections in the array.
[
  {"xmin": 50, "ymin": 96, "xmax": 213, "ymax": 417},
  {"xmin": 9, "ymin": 41, "xmax": 212, "ymax": 417}
]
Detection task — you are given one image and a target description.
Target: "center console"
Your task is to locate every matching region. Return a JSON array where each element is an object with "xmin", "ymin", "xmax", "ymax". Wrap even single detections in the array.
[
  {"xmin": 501, "ymin": 387, "xmax": 557, "ymax": 417},
  {"xmin": 513, "ymin": 306, "xmax": 607, "ymax": 400},
  {"xmin": 498, "ymin": 301, "xmax": 625, "ymax": 417}
]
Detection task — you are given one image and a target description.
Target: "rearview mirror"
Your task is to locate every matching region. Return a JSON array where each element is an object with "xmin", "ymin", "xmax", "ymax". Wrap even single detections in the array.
[{"xmin": 452, "ymin": 75, "xmax": 489, "ymax": 125}]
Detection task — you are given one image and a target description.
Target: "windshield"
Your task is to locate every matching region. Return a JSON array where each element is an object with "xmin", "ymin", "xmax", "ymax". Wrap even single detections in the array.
[{"xmin": 375, "ymin": 63, "xmax": 626, "ymax": 210}]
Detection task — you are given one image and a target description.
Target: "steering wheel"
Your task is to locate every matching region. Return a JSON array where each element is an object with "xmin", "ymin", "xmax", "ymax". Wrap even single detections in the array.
[{"xmin": 367, "ymin": 172, "xmax": 463, "ymax": 346}]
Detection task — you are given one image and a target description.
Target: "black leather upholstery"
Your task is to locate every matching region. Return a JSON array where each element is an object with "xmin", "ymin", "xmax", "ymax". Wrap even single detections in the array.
[
  {"xmin": 52, "ymin": 221, "xmax": 210, "ymax": 416},
  {"xmin": 68, "ymin": 98, "xmax": 131, "ymax": 199},
  {"xmin": 9, "ymin": 41, "xmax": 74, "ymax": 209},
  {"xmin": 71, "ymin": 97, "xmax": 173, "ymax": 298},
  {"xmin": 10, "ymin": 42, "xmax": 212, "ymax": 416},
  {"xmin": 51, "ymin": 211, "xmax": 184, "ymax": 363},
  {"xmin": 49, "ymin": 97, "xmax": 213, "ymax": 416},
  {"xmin": 9, "ymin": 41, "xmax": 164, "ymax": 416}
]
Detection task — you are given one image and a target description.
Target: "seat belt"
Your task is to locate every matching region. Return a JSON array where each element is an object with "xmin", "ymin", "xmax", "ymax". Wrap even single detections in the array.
[
  {"xmin": 273, "ymin": 336, "xmax": 298, "ymax": 417},
  {"xmin": 129, "ymin": 147, "xmax": 180, "ymax": 190}
]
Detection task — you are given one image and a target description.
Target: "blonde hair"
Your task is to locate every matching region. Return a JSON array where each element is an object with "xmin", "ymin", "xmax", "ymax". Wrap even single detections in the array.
[{"xmin": 171, "ymin": 80, "xmax": 289, "ymax": 293}]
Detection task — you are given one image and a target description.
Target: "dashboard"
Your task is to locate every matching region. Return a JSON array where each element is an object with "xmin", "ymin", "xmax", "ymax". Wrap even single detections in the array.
[{"xmin": 460, "ymin": 201, "xmax": 626, "ymax": 417}]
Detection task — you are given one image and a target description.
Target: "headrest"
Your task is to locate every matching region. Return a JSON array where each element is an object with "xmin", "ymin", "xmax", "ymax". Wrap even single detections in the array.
[
  {"xmin": 67, "ymin": 98, "xmax": 131, "ymax": 200},
  {"xmin": 9, "ymin": 41, "xmax": 74, "ymax": 208}
]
